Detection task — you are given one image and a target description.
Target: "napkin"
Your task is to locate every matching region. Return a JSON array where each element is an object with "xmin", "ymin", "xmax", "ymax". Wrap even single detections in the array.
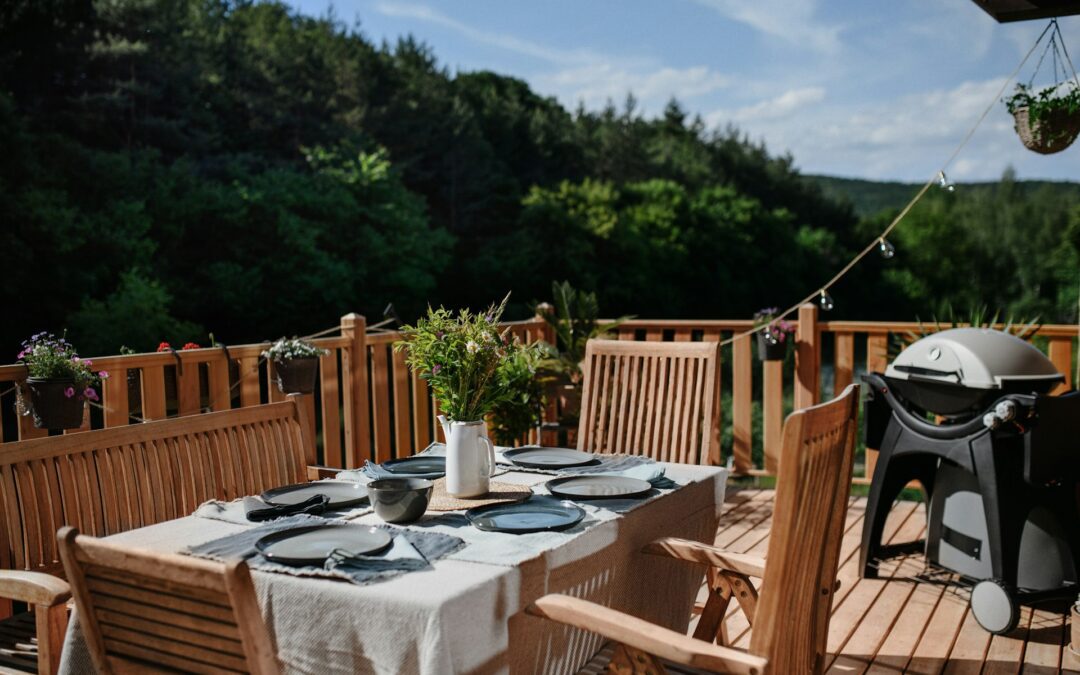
[
  {"xmin": 359, "ymin": 460, "xmax": 444, "ymax": 481},
  {"xmin": 243, "ymin": 494, "xmax": 329, "ymax": 522},
  {"xmin": 616, "ymin": 464, "xmax": 678, "ymax": 490},
  {"xmin": 326, "ymin": 534, "xmax": 430, "ymax": 575}
]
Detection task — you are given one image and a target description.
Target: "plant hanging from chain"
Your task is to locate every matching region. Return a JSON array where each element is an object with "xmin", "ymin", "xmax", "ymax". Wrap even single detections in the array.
[{"xmin": 1004, "ymin": 19, "xmax": 1080, "ymax": 154}]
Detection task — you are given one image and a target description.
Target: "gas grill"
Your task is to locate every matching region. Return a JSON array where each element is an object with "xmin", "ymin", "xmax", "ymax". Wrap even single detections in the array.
[{"xmin": 859, "ymin": 328, "xmax": 1079, "ymax": 634}]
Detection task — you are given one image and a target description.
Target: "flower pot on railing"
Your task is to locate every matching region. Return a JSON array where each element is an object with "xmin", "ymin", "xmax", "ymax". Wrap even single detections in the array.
[
  {"xmin": 25, "ymin": 377, "xmax": 85, "ymax": 429},
  {"xmin": 273, "ymin": 357, "xmax": 319, "ymax": 395},
  {"xmin": 756, "ymin": 333, "xmax": 789, "ymax": 361}
]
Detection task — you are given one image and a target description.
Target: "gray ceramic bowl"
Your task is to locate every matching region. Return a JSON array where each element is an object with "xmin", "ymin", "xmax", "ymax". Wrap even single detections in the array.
[{"xmin": 367, "ymin": 478, "xmax": 433, "ymax": 523}]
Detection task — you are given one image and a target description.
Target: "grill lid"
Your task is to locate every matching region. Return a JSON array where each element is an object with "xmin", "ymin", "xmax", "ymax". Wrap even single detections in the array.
[{"xmin": 885, "ymin": 328, "xmax": 1063, "ymax": 391}]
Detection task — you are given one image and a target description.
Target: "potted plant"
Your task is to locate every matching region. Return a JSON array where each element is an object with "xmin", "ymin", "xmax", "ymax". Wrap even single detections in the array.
[
  {"xmin": 489, "ymin": 345, "xmax": 546, "ymax": 447},
  {"xmin": 538, "ymin": 281, "xmax": 632, "ymax": 427},
  {"xmin": 1004, "ymin": 83, "xmax": 1080, "ymax": 154},
  {"xmin": 16, "ymin": 332, "xmax": 108, "ymax": 429},
  {"xmin": 753, "ymin": 308, "xmax": 794, "ymax": 361},
  {"xmin": 396, "ymin": 296, "xmax": 538, "ymax": 496},
  {"xmin": 262, "ymin": 337, "xmax": 327, "ymax": 395}
]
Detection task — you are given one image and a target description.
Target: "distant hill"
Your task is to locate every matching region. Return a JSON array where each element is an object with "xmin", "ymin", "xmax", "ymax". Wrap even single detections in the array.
[{"xmin": 805, "ymin": 174, "xmax": 1080, "ymax": 218}]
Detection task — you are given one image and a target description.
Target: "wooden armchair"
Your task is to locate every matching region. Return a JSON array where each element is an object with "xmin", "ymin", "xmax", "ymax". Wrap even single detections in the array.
[
  {"xmin": 528, "ymin": 384, "xmax": 860, "ymax": 674},
  {"xmin": 0, "ymin": 396, "xmax": 315, "ymax": 675},
  {"xmin": 58, "ymin": 527, "xmax": 280, "ymax": 674},
  {"xmin": 578, "ymin": 339, "xmax": 721, "ymax": 464}
]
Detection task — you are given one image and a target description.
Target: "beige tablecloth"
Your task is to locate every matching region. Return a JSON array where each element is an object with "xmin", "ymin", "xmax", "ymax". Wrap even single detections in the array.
[{"xmin": 59, "ymin": 463, "xmax": 727, "ymax": 675}]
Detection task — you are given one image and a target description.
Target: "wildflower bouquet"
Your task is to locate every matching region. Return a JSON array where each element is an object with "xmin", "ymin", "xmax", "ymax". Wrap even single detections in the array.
[
  {"xmin": 396, "ymin": 296, "xmax": 542, "ymax": 422},
  {"xmin": 18, "ymin": 333, "xmax": 107, "ymax": 401}
]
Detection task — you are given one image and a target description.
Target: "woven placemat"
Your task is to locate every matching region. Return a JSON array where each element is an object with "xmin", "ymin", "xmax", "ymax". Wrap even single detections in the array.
[{"xmin": 427, "ymin": 479, "xmax": 532, "ymax": 511}]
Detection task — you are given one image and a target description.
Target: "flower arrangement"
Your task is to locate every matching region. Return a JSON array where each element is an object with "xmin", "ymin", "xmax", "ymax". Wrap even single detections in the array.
[
  {"xmin": 157, "ymin": 341, "xmax": 202, "ymax": 352},
  {"xmin": 261, "ymin": 337, "xmax": 328, "ymax": 362},
  {"xmin": 753, "ymin": 308, "xmax": 794, "ymax": 345},
  {"xmin": 396, "ymin": 295, "xmax": 543, "ymax": 423},
  {"xmin": 18, "ymin": 332, "xmax": 107, "ymax": 401}
]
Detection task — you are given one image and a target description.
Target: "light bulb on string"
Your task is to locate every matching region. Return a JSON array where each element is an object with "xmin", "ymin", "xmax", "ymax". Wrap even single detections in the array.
[
  {"xmin": 937, "ymin": 170, "xmax": 956, "ymax": 192},
  {"xmin": 818, "ymin": 289, "xmax": 835, "ymax": 312},
  {"xmin": 878, "ymin": 237, "xmax": 896, "ymax": 259}
]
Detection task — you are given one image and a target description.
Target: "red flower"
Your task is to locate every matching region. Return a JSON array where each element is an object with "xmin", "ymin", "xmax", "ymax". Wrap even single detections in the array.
[
  {"xmin": 156, "ymin": 341, "xmax": 171, "ymax": 352},
  {"xmin": 181, "ymin": 342, "xmax": 201, "ymax": 350}
]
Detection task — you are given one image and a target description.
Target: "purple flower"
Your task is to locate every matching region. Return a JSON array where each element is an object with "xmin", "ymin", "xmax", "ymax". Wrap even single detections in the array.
[
  {"xmin": 485, "ymin": 313, "xmax": 494, "ymax": 323},
  {"xmin": 431, "ymin": 364, "xmax": 442, "ymax": 375},
  {"xmin": 98, "ymin": 371, "xmax": 110, "ymax": 380},
  {"xmin": 63, "ymin": 387, "xmax": 75, "ymax": 399},
  {"xmin": 16, "ymin": 350, "xmax": 25, "ymax": 359},
  {"xmin": 435, "ymin": 331, "xmax": 445, "ymax": 339},
  {"xmin": 84, "ymin": 388, "xmax": 98, "ymax": 402}
]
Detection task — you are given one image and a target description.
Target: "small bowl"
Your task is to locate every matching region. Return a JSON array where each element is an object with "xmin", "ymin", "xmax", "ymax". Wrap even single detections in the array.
[{"xmin": 367, "ymin": 478, "xmax": 433, "ymax": 523}]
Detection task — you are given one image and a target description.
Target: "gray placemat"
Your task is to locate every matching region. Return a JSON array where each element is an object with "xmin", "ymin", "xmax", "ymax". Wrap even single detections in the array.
[{"xmin": 185, "ymin": 514, "xmax": 464, "ymax": 585}]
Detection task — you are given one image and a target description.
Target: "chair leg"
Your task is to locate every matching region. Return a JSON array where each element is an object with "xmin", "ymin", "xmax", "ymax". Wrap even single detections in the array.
[
  {"xmin": 693, "ymin": 569, "xmax": 734, "ymax": 644},
  {"xmin": 729, "ymin": 574, "xmax": 758, "ymax": 625},
  {"xmin": 34, "ymin": 603, "xmax": 67, "ymax": 675}
]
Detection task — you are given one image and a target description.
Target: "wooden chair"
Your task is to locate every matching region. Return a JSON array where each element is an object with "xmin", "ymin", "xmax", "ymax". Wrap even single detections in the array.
[
  {"xmin": 577, "ymin": 340, "xmax": 720, "ymax": 464},
  {"xmin": 0, "ymin": 396, "xmax": 315, "ymax": 675},
  {"xmin": 528, "ymin": 384, "xmax": 860, "ymax": 674},
  {"xmin": 57, "ymin": 527, "xmax": 280, "ymax": 674}
]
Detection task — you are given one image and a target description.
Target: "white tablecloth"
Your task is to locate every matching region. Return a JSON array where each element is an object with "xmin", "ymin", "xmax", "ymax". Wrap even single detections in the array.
[{"xmin": 59, "ymin": 463, "xmax": 727, "ymax": 675}]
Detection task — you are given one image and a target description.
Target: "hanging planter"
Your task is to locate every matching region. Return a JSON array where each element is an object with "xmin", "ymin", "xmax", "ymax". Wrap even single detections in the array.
[
  {"xmin": 1004, "ymin": 23, "xmax": 1080, "ymax": 155},
  {"xmin": 752, "ymin": 308, "xmax": 795, "ymax": 362},
  {"xmin": 16, "ymin": 332, "xmax": 108, "ymax": 430},
  {"xmin": 1010, "ymin": 100, "xmax": 1080, "ymax": 154},
  {"xmin": 263, "ymin": 337, "xmax": 327, "ymax": 395}
]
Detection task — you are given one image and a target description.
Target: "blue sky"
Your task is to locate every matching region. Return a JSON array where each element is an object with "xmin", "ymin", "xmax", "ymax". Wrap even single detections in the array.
[{"xmin": 289, "ymin": 0, "xmax": 1080, "ymax": 182}]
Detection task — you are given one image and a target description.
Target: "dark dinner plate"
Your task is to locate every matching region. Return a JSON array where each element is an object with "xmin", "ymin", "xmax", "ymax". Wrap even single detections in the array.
[
  {"xmin": 260, "ymin": 481, "xmax": 368, "ymax": 510},
  {"xmin": 381, "ymin": 456, "xmax": 446, "ymax": 476},
  {"xmin": 465, "ymin": 496, "xmax": 585, "ymax": 534},
  {"xmin": 502, "ymin": 446, "xmax": 596, "ymax": 469},
  {"xmin": 255, "ymin": 524, "xmax": 392, "ymax": 566},
  {"xmin": 545, "ymin": 475, "xmax": 653, "ymax": 500}
]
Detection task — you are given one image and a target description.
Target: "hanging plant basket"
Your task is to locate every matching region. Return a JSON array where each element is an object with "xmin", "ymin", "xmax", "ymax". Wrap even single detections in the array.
[
  {"xmin": 25, "ymin": 377, "xmax": 85, "ymax": 429},
  {"xmin": 756, "ymin": 333, "xmax": 789, "ymax": 361},
  {"xmin": 273, "ymin": 357, "xmax": 319, "ymax": 394},
  {"xmin": 1012, "ymin": 105, "xmax": 1080, "ymax": 154}
]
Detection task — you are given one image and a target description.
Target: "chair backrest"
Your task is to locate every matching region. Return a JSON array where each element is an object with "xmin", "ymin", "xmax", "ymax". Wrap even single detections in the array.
[
  {"xmin": 58, "ymin": 527, "xmax": 280, "ymax": 674},
  {"xmin": 750, "ymin": 384, "xmax": 859, "ymax": 675},
  {"xmin": 0, "ymin": 398, "xmax": 312, "ymax": 576},
  {"xmin": 577, "ymin": 339, "xmax": 720, "ymax": 464}
]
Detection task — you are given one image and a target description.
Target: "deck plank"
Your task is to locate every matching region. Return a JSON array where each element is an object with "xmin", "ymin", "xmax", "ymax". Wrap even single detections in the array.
[{"xmin": 709, "ymin": 488, "xmax": 1072, "ymax": 675}]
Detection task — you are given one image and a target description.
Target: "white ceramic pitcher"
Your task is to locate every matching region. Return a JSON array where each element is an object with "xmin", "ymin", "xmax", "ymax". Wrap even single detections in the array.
[{"xmin": 441, "ymin": 419, "xmax": 495, "ymax": 497}]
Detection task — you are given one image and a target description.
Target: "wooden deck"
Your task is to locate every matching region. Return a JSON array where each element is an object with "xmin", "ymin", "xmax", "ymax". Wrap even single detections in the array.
[{"xmin": 701, "ymin": 488, "xmax": 1078, "ymax": 674}]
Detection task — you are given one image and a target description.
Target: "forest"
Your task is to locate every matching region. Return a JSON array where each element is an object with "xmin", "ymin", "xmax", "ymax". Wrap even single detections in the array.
[{"xmin": 2, "ymin": 0, "xmax": 1078, "ymax": 357}]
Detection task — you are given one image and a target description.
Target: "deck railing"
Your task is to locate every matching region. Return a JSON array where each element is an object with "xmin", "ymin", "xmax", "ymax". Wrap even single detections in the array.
[{"xmin": 1, "ymin": 307, "xmax": 1075, "ymax": 484}]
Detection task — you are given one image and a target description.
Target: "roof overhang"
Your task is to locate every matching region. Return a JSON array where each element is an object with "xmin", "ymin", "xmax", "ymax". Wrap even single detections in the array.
[{"xmin": 969, "ymin": 0, "xmax": 1080, "ymax": 22}]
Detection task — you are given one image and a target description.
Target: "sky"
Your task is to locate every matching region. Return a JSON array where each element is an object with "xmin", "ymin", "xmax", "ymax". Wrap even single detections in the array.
[{"xmin": 289, "ymin": 0, "xmax": 1080, "ymax": 182}]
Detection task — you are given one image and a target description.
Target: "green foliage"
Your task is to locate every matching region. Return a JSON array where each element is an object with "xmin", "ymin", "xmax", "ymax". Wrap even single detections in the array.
[
  {"xmin": 540, "ymin": 281, "xmax": 631, "ymax": 383},
  {"xmin": 887, "ymin": 304, "xmax": 1042, "ymax": 360},
  {"xmin": 488, "ymin": 346, "xmax": 546, "ymax": 446},
  {"xmin": 1004, "ymin": 82, "xmax": 1080, "ymax": 118}
]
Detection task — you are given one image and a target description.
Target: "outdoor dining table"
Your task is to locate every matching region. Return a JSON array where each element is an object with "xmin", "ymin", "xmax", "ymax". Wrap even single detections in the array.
[{"xmin": 58, "ymin": 460, "xmax": 728, "ymax": 675}]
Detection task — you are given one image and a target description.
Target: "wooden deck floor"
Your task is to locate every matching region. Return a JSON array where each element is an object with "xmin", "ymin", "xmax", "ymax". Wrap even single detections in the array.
[{"xmin": 699, "ymin": 488, "xmax": 1078, "ymax": 674}]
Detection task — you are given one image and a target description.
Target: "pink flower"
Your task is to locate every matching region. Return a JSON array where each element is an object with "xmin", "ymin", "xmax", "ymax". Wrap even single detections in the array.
[
  {"xmin": 84, "ymin": 388, "xmax": 98, "ymax": 401},
  {"xmin": 63, "ymin": 387, "xmax": 75, "ymax": 398},
  {"xmin": 98, "ymin": 371, "xmax": 110, "ymax": 380}
]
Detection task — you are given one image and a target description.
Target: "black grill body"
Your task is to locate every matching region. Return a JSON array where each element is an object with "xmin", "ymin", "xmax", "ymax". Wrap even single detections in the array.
[{"xmin": 859, "ymin": 372, "xmax": 1080, "ymax": 597}]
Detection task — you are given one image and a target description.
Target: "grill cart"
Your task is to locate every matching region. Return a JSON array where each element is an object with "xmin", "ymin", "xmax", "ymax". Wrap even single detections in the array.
[{"xmin": 860, "ymin": 328, "xmax": 1079, "ymax": 634}]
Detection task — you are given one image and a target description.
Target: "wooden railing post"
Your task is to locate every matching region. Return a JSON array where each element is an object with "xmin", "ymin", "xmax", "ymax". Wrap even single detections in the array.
[
  {"xmin": 795, "ymin": 303, "xmax": 821, "ymax": 409},
  {"xmin": 341, "ymin": 314, "xmax": 371, "ymax": 468}
]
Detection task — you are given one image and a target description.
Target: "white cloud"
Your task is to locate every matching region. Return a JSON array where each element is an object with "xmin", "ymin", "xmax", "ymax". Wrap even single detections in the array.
[
  {"xmin": 708, "ymin": 87, "xmax": 826, "ymax": 125},
  {"xmin": 692, "ymin": 0, "xmax": 843, "ymax": 54},
  {"xmin": 538, "ymin": 64, "xmax": 730, "ymax": 110}
]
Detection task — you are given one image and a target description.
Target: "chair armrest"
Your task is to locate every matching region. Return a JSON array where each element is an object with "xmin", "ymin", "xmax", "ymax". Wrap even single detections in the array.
[
  {"xmin": 0, "ymin": 570, "xmax": 71, "ymax": 606},
  {"xmin": 526, "ymin": 594, "xmax": 767, "ymax": 675},
  {"xmin": 643, "ymin": 537, "xmax": 766, "ymax": 579},
  {"xmin": 307, "ymin": 465, "xmax": 341, "ymax": 480}
]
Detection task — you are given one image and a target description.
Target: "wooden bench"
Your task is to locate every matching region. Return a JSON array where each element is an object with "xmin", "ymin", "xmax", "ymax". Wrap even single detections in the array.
[{"xmin": 0, "ymin": 396, "xmax": 318, "ymax": 675}]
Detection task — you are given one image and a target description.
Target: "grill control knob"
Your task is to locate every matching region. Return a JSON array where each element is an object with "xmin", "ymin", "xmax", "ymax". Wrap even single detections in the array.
[
  {"xmin": 983, "ymin": 413, "xmax": 1001, "ymax": 430},
  {"xmin": 994, "ymin": 400, "xmax": 1017, "ymax": 422}
]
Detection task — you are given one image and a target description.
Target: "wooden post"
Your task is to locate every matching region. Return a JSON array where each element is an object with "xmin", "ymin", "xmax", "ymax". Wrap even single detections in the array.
[
  {"xmin": 341, "ymin": 314, "xmax": 371, "ymax": 469},
  {"xmin": 1048, "ymin": 337, "xmax": 1073, "ymax": 393},
  {"xmin": 795, "ymin": 303, "xmax": 820, "ymax": 410},
  {"xmin": 731, "ymin": 334, "xmax": 752, "ymax": 473}
]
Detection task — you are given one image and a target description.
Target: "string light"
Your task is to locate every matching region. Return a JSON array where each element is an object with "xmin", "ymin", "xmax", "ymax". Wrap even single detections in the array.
[
  {"xmin": 818, "ymin": 289, "xmax": 836, "ymax": 312},
  {"xmin": 878, "ymin": 237, "xmax": 896, "ymax": 259},
  {"xmin": 938, "ymin": 170, "xmax": 956, "ymax": 192}
]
